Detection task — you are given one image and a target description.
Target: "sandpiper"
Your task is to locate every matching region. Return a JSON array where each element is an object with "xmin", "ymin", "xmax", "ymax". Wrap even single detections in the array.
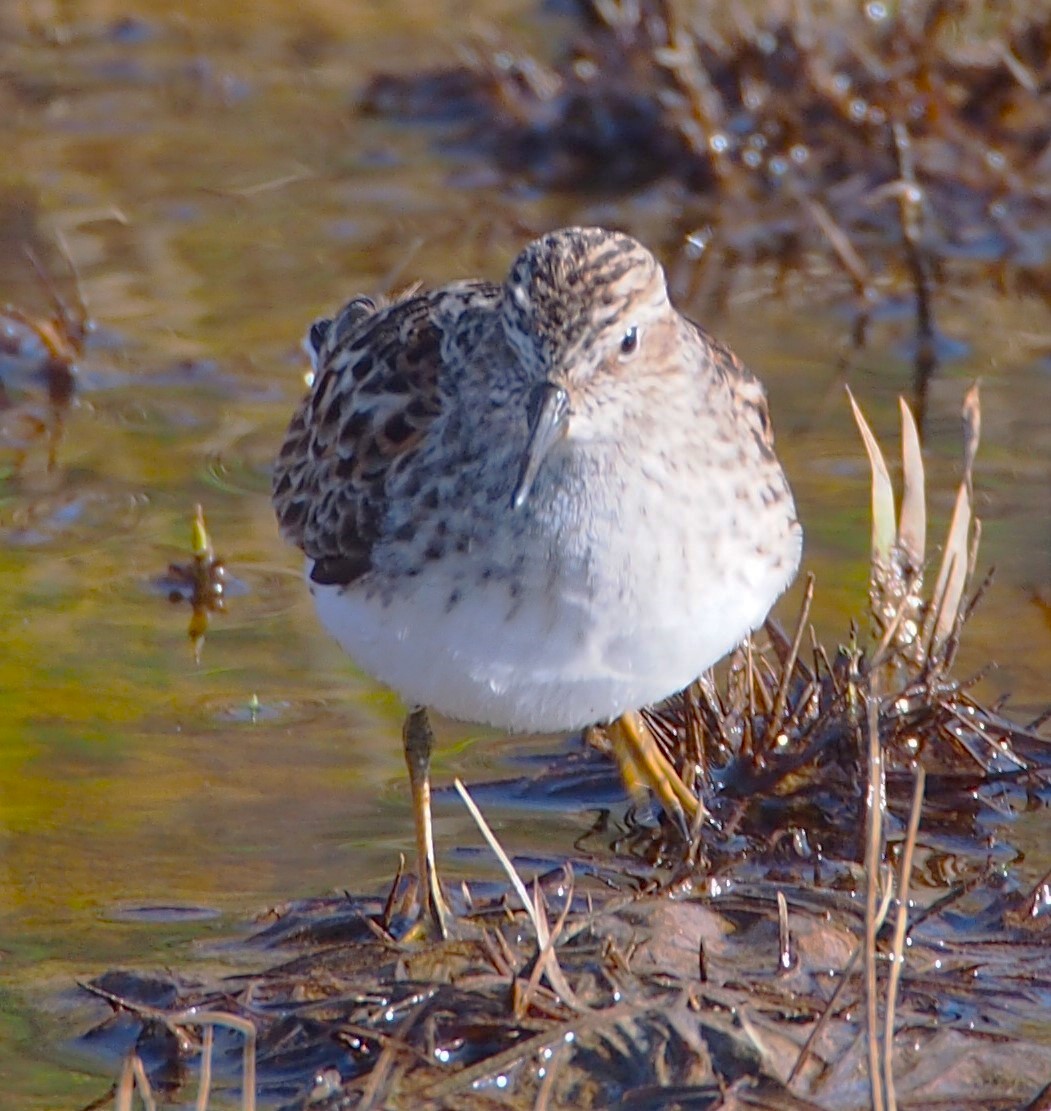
[{"xmin": 273, "ymin": 226, "xmax": 802, "ymax": 935}]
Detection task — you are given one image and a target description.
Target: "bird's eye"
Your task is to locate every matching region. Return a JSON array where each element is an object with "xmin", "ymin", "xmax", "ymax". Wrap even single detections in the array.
[{"xmin": 620, "ymin": 325, "xmax": 639, "ymax": 356}]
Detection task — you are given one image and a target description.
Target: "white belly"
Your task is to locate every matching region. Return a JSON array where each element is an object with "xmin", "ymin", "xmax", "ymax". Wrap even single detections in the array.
[{"xmin": 308, "ymin": 544, "xmax": 791, "ymax": 733}]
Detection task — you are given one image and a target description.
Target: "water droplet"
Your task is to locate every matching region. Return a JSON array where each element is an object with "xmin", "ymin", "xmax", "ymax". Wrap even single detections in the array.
[
  {"xmin": 574, "ymin": 59, "xmax": 597, "ymax": 81},
  {"xmin": 686, "ymin": 228, "xmax": 712, "ymax": 258}
]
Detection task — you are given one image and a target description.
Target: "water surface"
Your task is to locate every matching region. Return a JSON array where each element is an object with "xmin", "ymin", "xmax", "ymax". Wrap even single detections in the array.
[{"xmin": 1, "ymin": 3, "xmax": 1049, "ymax": 1105}]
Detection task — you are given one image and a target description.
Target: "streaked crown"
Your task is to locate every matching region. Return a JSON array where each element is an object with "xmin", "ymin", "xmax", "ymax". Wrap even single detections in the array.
[{"xmin": 500, "ymin": 227, "xmax": 667, "ymax": 374}]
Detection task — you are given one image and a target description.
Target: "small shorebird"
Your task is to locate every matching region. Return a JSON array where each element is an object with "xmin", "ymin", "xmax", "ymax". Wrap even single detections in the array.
[{"xmin": 273, "ymin": 226, "xmax": 802, "ymax": 935}]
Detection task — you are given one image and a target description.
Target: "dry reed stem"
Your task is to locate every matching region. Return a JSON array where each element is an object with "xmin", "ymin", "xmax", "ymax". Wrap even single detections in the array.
[
  {"xmin": 864, "ymin": 691, "xmax": 887, "ymax": 1111},
  {"xmin": 194, "ymin": 1025, "xmax": 213, "ymax": 1111},
  {"xmin": 455, "ymin": 778, "xmax": 585, "ymax": 1012},
  {"xmin": 776, "ymin": 890, "xmax": 793, "ymax": 973},
  {"xmin": 766, "ymin": 573, "xmax": 815, "ymax": 746},
  {"xmin": 884, "ymin": 764, "xmax": 926, "ymax": 1111},
  {"xmin": 168, "ymin": 1010, "xmax": 256, "ymax": 1111},
  {"xmin": 114, "ymin": 1054, "xmax": 156, "ymax": 1111}
]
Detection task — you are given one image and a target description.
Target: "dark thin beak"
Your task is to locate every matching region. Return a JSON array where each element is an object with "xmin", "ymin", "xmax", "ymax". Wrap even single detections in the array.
[{"xmin": 511, "ymin": 383, "xmax": 569, "ymax": 510}]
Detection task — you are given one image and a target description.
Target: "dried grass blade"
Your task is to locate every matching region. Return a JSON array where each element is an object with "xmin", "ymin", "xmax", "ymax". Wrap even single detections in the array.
[
  {"xmin": 930, "ymin": 482, "xmax": 971, "ymax": 653},
  {"xmin": 517, "ymin": 870, "xmax": 585, "ymax": 1016},
  {"xmin": 766, "ymin": 574, "xmax": 814, "ymax": 745},
  {"xmin": 897, "ymin": 397, "xmax": 926, "ymax": 569},
  {"xmin": 115, "ymin": 1054, "xmax": 157, "ymax": 1111},
  {"xmin": 788, "ymin": 943, "xmax": 860, "ymax": 1089},
  {"xmin": 806, "ymin": 197, "xmax": 872, "ymax": 297},
  {"xmin": 961, "ymin": 382, "xmax": 981, "ymax": 492},
  {"xmin": 454, "ymin": 781, "xmax": 587, "ymax": 1018},
  {"xmin": 454, "ymin": 778, "xmax": 545, "ymax": 943},
  {"xmin": 884, "ymin": 765, "xmax": 925, "ymax": 1111},
  {"xmin": 132, "ymin": 1056, "xmax": 158, "ymax": 1111},
  {"xmin": 863, "ymin": 693, "xmax": 886, "ymax": 1111},
  {"xmin": 116, "ymin": 1056, "xmax": 136, "ymax": 1111},
  {"xmin": 848, "ymin": 387, "xmax": 895, "ymax": 566},
  {"xmin": 169, "ymin": 1011, "xmax": 257, "ymax": 1111},
  {"xmin": 54, "ymin": 225, "xmax": 91, "ymax": 324},
  {"xmin": 776, "ymin": 890, "xmax": 793, "ymax": 972},
  {"xmin": 196, "ymin": 1025, "xmax": 213, "ymax": 1111},
  {"xmin": 533, "ymin": 1039, "xmax": 571, "ymax": 1111},
  {"xmin": 115, "ymin": 1060, "xmax": 132, "ymax": 1111}
]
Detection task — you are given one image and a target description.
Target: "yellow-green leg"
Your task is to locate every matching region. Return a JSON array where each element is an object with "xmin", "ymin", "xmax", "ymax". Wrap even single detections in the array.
[
  {"xmin": 403, "ymin": 706, "xmax": 453, "ymax": 938},
  {"xmin": 605, "ymin": 710, "xmax": 703, "ymax": 836}
]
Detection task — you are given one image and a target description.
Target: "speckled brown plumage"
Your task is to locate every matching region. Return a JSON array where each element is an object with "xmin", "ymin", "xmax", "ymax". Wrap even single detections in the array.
[{"xmin": 273, "ymin": 228, "xmax": 795, "ymax": 609}]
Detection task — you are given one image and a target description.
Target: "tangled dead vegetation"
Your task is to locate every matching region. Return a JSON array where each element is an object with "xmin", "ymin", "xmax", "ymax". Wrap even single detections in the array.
[
  {"xmin": 0, "ymin": 232, "xmax": 85, "ymax": 472},
  {"xmin": 364, "ymin": 0, "xmax": 1051, "ymax": 422}
]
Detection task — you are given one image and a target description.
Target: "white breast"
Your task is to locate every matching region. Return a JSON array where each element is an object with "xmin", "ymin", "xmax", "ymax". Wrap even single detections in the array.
[{"xmin": 308, "ymin": 525, "xmax": 797, "ymax": 733}]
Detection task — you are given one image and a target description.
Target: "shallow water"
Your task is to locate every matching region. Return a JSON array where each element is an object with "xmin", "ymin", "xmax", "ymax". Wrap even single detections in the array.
[{"xmin": 1, "ymin": 3, "xmax": 1050, "ymax": 1106}]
